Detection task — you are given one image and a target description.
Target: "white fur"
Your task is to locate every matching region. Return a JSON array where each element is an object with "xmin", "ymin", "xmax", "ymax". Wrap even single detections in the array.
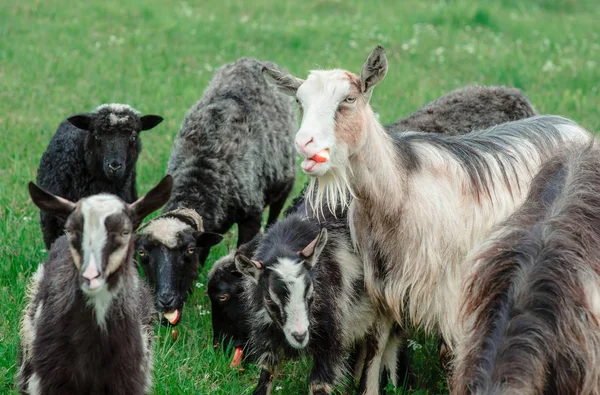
[
  {"xmin": 27, "ymin": 373, "xmax": 41, "ymax": 395},
  {"xmin": 272, "ymin": 258, "xmax": 310, "ymax": 348},
  {"xmin": 109, "ymin": 113, "xmax": 130, "ymax": 125},
  {"xmin": 140, "ymin": 217, "xmax": 190, "ymax": 249},
  {"xmin": 86, "ymin": 283, "xmax": 115, "ymax": 329},
  {"xmin": 95, "ymin": 103, "xmax": 139, "ymax": 115},
  {"xmin": 298, "ymin": 68, "xmax": 591, "ymax": 349}
]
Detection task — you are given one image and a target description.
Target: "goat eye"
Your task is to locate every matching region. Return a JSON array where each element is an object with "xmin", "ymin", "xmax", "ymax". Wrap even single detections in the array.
[
  {"xmin": 187, "ymin": 246, "xmax": 195, "ymax": 255},
  {"xmin": 218, "ymin": 293, "xmax": 230, "ymax": 302},
  {"xmin": 130, "ymin": 133, "xmax": 138, "ymax": 142},
  {"xmin": 137, "ymin": 248, "xmax": 146, "ymax": 257},
  {"xmin": 94, "ymin": 134, "xmax": 101, "ymax": 141},
  {"xmin": 344, "ymin": 96, "xmax": 356, "ymax": 104}
]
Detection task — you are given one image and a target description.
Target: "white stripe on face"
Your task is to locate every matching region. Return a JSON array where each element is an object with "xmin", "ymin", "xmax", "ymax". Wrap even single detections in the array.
[
  {"xmin": 79, "ymin": 194, "xmax": 126, "ymax": 293},
  {"xmin": 271, "ymin": 258, "xmax": 311, "ymax": 349}
]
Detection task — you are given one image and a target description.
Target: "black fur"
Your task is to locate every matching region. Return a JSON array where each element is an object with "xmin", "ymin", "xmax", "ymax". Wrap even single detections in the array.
[{"xmin": 36, "ymin": 104, "xmax": 163, "ymax": 249}]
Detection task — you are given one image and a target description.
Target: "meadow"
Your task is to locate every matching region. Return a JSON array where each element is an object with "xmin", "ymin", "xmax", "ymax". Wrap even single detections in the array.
[{"xmin": 0, "ymin": 0, "xmax": 598, "ymax": 393}]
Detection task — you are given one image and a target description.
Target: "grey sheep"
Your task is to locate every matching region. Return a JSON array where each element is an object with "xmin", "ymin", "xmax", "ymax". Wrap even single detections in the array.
[
  {"xmin": 162, "ymin": 57, "xmax": 297, "ymax": 267},
  {"xmin": 387, "ymin": 85, "xmax": 536, "ymax": 135},
  {"xmin": 36, "ymin": 103, "xmax": 163, "ymax": 249}
]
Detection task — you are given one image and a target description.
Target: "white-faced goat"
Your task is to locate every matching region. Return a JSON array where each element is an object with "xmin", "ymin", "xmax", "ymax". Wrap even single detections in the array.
[
  {"xmin": 36, "ymin": 103, "xmax": 163, "ymax": 249},
  {"xmin": 263, "ymin": 46, "xmax": 591, "ymax": 350},
  {"xmin": 452, "ymin": 142, "xmax": 600, "ymax": 395},
  {"xmin": 136, "ymin": 209, "xmax": 223, "ymax": 325},
  {"xmin": 18, "ymin": 175, "xmax": 173, "ymax": 395},
  {"xmin": 236, "ymin": 208, "xmax": 401, "ymax": 395}
]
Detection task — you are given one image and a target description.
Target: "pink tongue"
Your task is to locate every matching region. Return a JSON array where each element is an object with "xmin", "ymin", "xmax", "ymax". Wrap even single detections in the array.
[{"xmin": 301, "ymin": 159, "xmax": 317, "ymax": 172}]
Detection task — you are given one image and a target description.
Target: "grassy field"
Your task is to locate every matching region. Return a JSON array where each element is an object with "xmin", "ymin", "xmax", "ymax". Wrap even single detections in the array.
[{"xmin": 0, "ymin": 0, "xmax": 598, "ymax": 393}]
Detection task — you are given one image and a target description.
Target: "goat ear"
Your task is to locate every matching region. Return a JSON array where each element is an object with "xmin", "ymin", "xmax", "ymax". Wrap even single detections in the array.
[
  {"xmin": 235, "ymin": 253, "xmax": 262, "ymax": 283},
  {"xmin": 262, "ymin": 67, "xmax": 304, "ymax": 96},
  {"xmin": 360, "ymin": 45, "xmax": 388, "ymax": 99},
  {"xmin": 129, "ymin": 175, "xmax": 173, "ymax": 230},
  {"xmin": 299, "ymin": 228, "xmax": 328, "ymax": 268},
  {"xmin": 67, "ymin": 114, "xmax": 92, "ymax": 130},
  {"xmin": 28, "ymin": 182, "xmax": 75, "ymax": 219},
  {"xmin": 194, "ymin": 231, "xmax": 224, "ymax": 247},
  {"xmin": 140, "ymin": 115, "xmax": 164, "ymax": 131}
]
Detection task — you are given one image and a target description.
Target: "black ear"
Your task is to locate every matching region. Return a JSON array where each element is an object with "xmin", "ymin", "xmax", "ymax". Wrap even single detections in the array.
[
  {"xmin": 67, "ymin": 114, "xmax": 92, "ymax": 130},
  {"xmin": 299, "ymin": 228, "xmax": 328, "ymax": 268},
  {"xmin": 360, "ymin": 45, "xmax": 388, "ymax": 99},
  {"xmin": 194, "ymin": 231, "xmax": 224, "ymax": 247},
  {"xmin": 140, "ymin": 115, "xmax": 164, "ymax": 131},
  {"xmin": 28, "ymin": 182, "xmax": 76, "ymax": 219},
  {"xmin": 129, "ymin": 175, "xmax": 173, "ymax": 229},
  {"xmin": 262, "ymin": 67, "xmax": 304, "ymax": 96},
  {"xmin": 234, "ymin": 253, "xmax": 263, "ymax": 284}
]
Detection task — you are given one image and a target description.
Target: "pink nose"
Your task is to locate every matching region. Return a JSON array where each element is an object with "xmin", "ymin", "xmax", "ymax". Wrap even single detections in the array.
[{"xmin": 295, "ymin": 136, "xmax": 313, "ymax": 152}]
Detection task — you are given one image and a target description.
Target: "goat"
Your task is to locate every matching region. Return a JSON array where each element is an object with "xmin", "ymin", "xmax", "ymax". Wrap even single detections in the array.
[
  {"xmin": 17, "ymin": 175, "xmax": 172, "ymax": 395},
  {"xmin": 136, "ymin": 209, "xmax": 222, "ymax": 325},
  {"xmin": 452, "ymin": 142, "xmax": 600, "ymax": 394},
  {"xmin": 36, "ymin": 103, "xmax": 163, "ymax": 249},
  {"xmin": 263, "ymin": 45, "xmax": 590, "ymax": 350},
  {"xmin": 236, "ymin": 205, "xmax": 400, "ymax": 395}
]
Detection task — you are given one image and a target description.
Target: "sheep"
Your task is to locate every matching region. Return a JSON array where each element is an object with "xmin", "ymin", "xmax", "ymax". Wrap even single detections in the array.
[
  {"xmin": 163, "ymin": 56, "xmax": 297, "ymax": 264},
  {"xmin": 452, "ymin": 142, "xmax": 600, "ymax": 395},
  {"xmin": 387, "ymin": 85, "xmax": 537, "ymax": 135},
  {"xmin": 209, "ymin": 83, "xmax": 537, "ymax": 370},
  {"xmin": 138, "ymin": 57, "xmax": 297, "ymax": 324},
  {"xmin": 17, "ymin": 175, "xmax": 173, "ymax": 395},
  {"xmin": 263, "ymin": 45, "xmax": 591, "ymax": 352},
  {"xmin": 36, "ymin": 103, "xmax": 164, "ymax": 249},
  {"xmin": 136, "ymin": 209, "xmax": 223, "ymax": 326}
]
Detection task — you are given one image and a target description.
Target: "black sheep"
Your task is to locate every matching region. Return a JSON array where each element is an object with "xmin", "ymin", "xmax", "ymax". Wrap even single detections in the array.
[{"xmin": 36, "ymin": 103, "xmax": 163, "ymax": 249}]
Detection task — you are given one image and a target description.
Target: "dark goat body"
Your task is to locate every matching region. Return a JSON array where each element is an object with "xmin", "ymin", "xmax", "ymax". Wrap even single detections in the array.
[
  {"xmin": 452, "ymin": 142, "xmax": 600, "ymax": 395},
  {"xmin": 18, "ymin": 176, "xmax": 172, "ymax": 395},
  {"xmin": 237, "ymin": 210, "xmax": 399, "ymax": 395},
  {"xmin": 164, "ymin": 57, "xmax": 297, "ymax": 266},
  {"xmin": 36, "ymin": 103, "xmax": 163, "ymax": 249},
  {"xmin": 18, "ymin": 237, "xmax": 155, "ymax": 395}
]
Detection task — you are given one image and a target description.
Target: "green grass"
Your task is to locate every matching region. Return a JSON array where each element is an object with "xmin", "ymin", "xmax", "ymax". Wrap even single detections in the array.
[{"xmin": 0, "ymin": 0, "xmax": 598, "ymax": 393}]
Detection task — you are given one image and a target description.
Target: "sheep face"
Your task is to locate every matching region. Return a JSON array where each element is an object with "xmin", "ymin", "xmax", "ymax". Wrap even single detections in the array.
[
  {"xmin": 28, "ymin": 175, "xmax": 173, "ymax": 294},
  {"xmin": 136, "ymin": 219, "xmax": 223, "ymax": 325},
  {"xmin": 67, "ymin": 104, "xmax": 163, "ymax": 182},
  {"xmin": 263, "ymin": 46, "xmax": 387, "ymax": 178},
  {"xmin": 236, "ymin": 228, "xmax": 328, "ymax": 349},
  {"xmin": 208, "ymin": 254, "xmax": 248, "ymax": 349}
]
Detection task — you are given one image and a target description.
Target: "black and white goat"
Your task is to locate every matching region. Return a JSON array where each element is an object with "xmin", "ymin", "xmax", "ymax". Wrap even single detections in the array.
[
  {"xmin": 236, "ymin": 208, "xmax": 400, "ymax": 395},
  {"xmin": 263, "ymin": 45, "xmax": 591, "ymax": 352},
  {"xmin": 136, "ymin": 209, "xmax": 222, "ymax": 325},
  {"xmin": 18, "ymin": 175, "xmax": 173, "ymax": 395},
  {"xmin": 36, "ymin": 103, "xmax": 163, "ymax": 249},
  {"xmin": 452, "ymin": 143, "xmax": 600, "ymax": 394}
]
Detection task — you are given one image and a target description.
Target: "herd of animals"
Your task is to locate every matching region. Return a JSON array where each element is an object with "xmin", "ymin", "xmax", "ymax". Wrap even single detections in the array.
[{"xmin": 15, "ymin": 45, "xmax": 600, "ymax": 394}]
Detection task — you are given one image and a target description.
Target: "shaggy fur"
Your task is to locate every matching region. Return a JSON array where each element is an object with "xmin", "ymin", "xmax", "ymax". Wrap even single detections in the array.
[
  {"xmin": 164, "ymin": 57, "xmax": 297, "ymax": 266},
  {"xmin": 18, "ymin": 175, "xmax": 172, "ymax": 395},
  {"xmin": 452, "ymin": 142, "xmax": 600, "ymax": 395},
  {"xmin": 266, "ymin": 46, "xmax": 591, "ymax": 351},
  {"xmin": 36, "ymin": 103, "xmax": 163, "ymax": 249},
  {"xmin": 387, "ymin": 85, "xmax": 537, "ymax": 135},
  {"xmin": 213, "ymin": 83, "xmax": 538, "ymax": 373}
]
